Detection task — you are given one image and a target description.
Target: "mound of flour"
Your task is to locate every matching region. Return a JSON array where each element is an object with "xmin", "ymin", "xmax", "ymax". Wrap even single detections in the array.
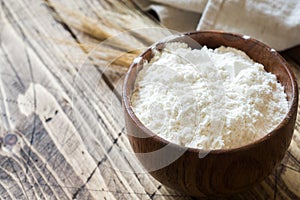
[{"xmin": 131, "ymin": 42, "xmax": 288, "ymax": 149}]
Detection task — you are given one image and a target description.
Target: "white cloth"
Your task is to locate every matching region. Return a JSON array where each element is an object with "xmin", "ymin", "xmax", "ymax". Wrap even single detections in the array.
[{"xmin": 135, "ymin": 0, "xmax": 300, "ymax": 51}]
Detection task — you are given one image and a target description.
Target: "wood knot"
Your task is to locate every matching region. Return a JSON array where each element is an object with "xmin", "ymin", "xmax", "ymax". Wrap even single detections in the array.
[
  {"xmin": 4, "ymin": 133, "xmax": 18, "ymax": 146},
  {"xmin": 0, "ymin": 131, "xmax": 23, "ymax": 155}
]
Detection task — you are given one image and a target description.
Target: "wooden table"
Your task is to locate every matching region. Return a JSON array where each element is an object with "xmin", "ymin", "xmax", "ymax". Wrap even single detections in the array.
[{"xmin": 0, "ymin": 1, "xmax": 299, "ymax": 199}]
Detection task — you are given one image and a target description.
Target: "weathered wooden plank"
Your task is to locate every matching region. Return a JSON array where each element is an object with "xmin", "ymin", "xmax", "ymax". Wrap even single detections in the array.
[
  {"xmin": 0, "ymin": 16, "xmax": 96, "ymax": 200},
  {"xmin": 0, "ymin": 0, "xmax": 300, "ymax": 199},
  {"xmin": 0, "ymin": 1, "xmax": 120, "ymax": 199}
]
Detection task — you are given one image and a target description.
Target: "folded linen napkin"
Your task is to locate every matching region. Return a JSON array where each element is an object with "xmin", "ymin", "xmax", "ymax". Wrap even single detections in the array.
[{"xmin": 135, "ymin": 0, "xmax": 300, "ymax": 51}]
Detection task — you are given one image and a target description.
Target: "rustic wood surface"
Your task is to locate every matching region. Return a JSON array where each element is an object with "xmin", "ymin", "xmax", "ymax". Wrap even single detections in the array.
[{"xmin": 0, "ymin": 1, "xmax": 299, "ymax": 200}]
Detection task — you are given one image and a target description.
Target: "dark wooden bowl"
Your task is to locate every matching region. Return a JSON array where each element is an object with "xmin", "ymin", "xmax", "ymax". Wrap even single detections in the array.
[{"xmin": 122, "ymin": 31, "xmax": 298, "ymax": 197}]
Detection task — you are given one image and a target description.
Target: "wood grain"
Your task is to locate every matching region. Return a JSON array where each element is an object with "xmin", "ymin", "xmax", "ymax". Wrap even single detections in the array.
[{"xmin": 0, "ymin": 1, "xmax": 299, "ymax": 200}]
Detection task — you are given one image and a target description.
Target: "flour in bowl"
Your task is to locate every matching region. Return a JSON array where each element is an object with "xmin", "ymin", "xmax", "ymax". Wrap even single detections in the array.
[{"xmin": 131, "ymin": 42, "xmax": 289, "ymax": 149}]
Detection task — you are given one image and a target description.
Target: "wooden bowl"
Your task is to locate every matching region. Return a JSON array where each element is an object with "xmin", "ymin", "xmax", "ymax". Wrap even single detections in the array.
[{"xmin": 122, "ymin": 31, "xmax": 298, "ymax": 197}]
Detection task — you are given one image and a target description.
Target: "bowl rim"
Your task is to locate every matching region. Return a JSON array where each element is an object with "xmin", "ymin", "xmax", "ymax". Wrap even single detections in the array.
[{"xmin": 122, "ymin": 30, "xmax": 299, "ymax": 154}]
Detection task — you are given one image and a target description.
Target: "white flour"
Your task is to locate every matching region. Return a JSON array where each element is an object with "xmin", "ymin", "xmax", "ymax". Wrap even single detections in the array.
[{"xmin": 131, "ymin": 43, "xmax": 289, "ymax": 149}]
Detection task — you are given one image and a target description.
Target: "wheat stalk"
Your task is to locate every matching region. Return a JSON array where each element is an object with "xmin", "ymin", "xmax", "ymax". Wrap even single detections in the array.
[{"xmin": 47, "ymin": 1, "xmax": 161, "ymax": 71}]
